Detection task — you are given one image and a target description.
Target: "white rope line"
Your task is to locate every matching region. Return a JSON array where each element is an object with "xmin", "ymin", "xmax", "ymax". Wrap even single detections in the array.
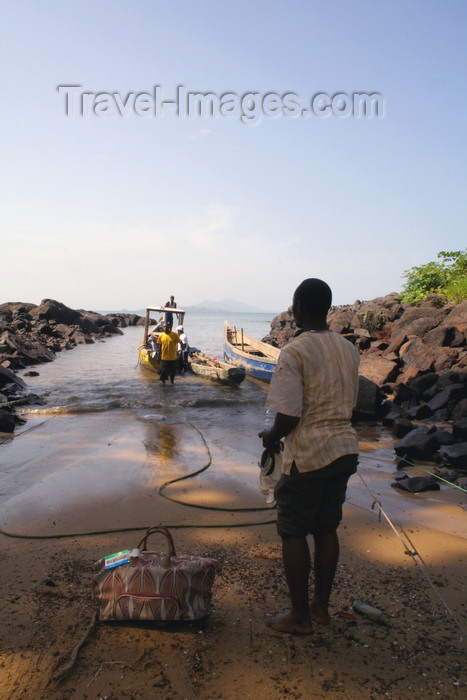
[{"xmin": 356, "ymin": 468, "xmax": 467, "ymax": 640}]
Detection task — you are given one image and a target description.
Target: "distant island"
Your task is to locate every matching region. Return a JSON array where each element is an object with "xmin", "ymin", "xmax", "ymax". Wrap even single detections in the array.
[
  {"xmin": 186, "ymin": 299, "xmax": 275, "ymax": 314},
  {"xmin": 99, "ymin": 299, "xmax": 276, "ymax": 315}
]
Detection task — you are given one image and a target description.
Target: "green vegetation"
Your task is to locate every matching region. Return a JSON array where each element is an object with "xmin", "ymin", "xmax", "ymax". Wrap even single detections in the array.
[
  {"xmin": 400, "ymin": 249, "xmax": 467, "ymax": 305},
  {"xmin": 362, "ymin": 310, "xmax": 388, "ymax": 332}
]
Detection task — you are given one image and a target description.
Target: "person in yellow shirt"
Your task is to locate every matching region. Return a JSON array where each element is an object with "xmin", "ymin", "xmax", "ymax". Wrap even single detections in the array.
[{"xmin": 157, "ymin": 322, "xmax": 185, "ymax": 384}]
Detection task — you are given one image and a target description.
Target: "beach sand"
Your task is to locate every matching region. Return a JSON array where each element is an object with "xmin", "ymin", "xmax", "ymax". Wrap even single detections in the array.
[{"xmin": 1, "ymin": 412, "xmax": 466, "ymax": 699}]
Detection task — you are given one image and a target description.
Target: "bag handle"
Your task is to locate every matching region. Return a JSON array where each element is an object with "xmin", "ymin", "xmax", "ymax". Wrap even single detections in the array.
[{"xmin": 136, "ymin": 526, "xmax": 177, "ymax": 561}]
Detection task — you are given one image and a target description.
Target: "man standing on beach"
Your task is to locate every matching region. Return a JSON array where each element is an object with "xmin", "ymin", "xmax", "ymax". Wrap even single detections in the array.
[
  {"xmin": 157, "ymin": 322, "xmax": 185, "ymax": 384},
  {"xmin": 259, "ymin": 278, "xmax": 359, "ymax": 634}
]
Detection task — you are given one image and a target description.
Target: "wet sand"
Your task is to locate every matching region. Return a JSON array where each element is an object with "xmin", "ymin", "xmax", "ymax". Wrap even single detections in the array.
[{"xmin": 1, "ymin": 412, "xmax": 466, "ymax": 698}]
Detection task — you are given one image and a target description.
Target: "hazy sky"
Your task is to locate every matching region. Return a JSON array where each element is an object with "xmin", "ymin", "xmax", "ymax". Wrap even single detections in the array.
[{"xmin": 1, "ymin": 1, "xmax": 466, "ymax": 313}]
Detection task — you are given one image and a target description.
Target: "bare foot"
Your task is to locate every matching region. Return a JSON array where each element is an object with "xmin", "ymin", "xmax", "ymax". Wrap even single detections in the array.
[
  {"xmin": 265, "ymin": 610, "xmax": 313, "ymax": 635},
  {"xmin": 309, "ymin": 601, "xmax": 331, "ymax": 625}
]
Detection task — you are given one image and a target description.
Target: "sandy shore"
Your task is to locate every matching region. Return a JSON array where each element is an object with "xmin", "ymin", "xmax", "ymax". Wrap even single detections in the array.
[{"xmin": 1, "ymin": 412, "xmax": 466, "ymax": 699}]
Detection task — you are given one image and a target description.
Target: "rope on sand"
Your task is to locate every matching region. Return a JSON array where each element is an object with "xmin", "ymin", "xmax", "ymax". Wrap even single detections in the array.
[
  {"xmin": 157, "ymin": 421, "xmax": 276, "ymax": 513},
  {"xmin": 0, "ymin": 421, "xmax": 276, "ymax": 540},
  {"xmin": 357, "ymin": 468, "xmax": 467, "ymax": 640},
  {"xmin": 52, "ymin": 612, "xmax": 98, "ymax": 682},
  {"xmin": 1, "ymin": 422, "xmax": 465, "ymax": 639}
]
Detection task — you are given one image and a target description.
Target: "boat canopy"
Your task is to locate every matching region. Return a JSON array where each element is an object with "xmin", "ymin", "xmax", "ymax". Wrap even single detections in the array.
[{"xmin": 142, "ymin": 306, "xmax": 186, "ymax": 344}]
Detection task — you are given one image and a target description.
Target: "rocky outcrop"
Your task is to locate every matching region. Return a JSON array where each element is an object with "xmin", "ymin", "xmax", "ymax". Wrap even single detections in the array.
[
  {"xmin": 263, "ymin": 294, "xmax": 467, "ymax": 481},
  {"xmin": 0, "ymin": 300, "xmax": 146, "ymax": 430},
  {"xmin": 0, "ymin": 300, "xmax": 144, "ymax": 371}
]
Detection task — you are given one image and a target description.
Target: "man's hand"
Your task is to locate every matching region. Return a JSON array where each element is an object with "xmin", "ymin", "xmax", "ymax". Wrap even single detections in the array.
[
  {"xmin": 258, "ymin": 413, "xmax": 300, "ymax": 452},
  {"xmin": 258, "ymin": 429, "xmax": 282, "ymax": 453}
]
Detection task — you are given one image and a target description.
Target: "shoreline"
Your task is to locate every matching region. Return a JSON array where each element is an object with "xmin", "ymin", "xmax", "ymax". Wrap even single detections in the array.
[{"xmin": 1, "ymin": 410, "xmax": 466, "ymax": 698}]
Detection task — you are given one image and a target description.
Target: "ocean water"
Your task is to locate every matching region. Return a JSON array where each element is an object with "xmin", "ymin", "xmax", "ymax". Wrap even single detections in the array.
[
  {"xmin": 18, "ymin": 311, "xmax": 275, "ymax": 416},
  {"xmin": 13, "ymin": 311, "xmax": 466, "ymax": 533}
]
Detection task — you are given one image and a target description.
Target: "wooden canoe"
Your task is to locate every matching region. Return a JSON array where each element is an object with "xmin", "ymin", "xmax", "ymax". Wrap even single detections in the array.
[
  {"xmin": 223, "ymin": 322, "xmax": 280, "ymax": 382},
  {"xmin": 189, "ymin": 350, "xmax": 245, "ymax": 387}
]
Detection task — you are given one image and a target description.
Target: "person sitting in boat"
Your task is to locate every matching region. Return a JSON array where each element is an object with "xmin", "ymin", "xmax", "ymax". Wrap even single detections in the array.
[
  {"xmin": 163, "ymin": 296, "xmax": 177, "ymax": 325},
  {"xmin": 148, "ymin": 320, "xmax": 164, "ymax": 355},
  {"xmin": 177, "ymin": 324, "xmax": 189, "ymax": 373},
  {"xmin": 157, "ymin": 322, "xmax": 185, "ymax": 384}
]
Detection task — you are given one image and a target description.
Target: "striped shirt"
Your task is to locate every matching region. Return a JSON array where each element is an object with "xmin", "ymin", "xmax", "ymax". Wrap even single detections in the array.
[{"xmin": 265, "ymin": 330, "xmax": 360, "ymax": 474}]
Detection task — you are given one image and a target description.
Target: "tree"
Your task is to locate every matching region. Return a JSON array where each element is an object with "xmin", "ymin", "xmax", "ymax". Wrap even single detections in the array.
[{"xmin": 400, "ymin": 249, "xmax": 467, "ymax": 305}]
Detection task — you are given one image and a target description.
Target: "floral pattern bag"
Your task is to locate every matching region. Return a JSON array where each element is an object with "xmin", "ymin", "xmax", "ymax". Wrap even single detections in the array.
[{"xmin": 92, "ymin": 526, "xmax": 219, "ymax": 622}]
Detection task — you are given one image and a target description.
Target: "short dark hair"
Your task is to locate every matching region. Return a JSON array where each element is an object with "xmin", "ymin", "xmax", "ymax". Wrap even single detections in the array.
[{"xmin": 294, "ymin": 278, "xmax": 332, "ymax": 318}]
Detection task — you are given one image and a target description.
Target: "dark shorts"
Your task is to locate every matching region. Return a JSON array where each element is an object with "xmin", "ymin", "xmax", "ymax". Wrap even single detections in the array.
[
  {"xmin": 275, "ymin": 454, "xmax": 358, "ymax": 538},
  {"xmin": 160, "ymin": 359, "xmax": 178, "ymax": 382}
]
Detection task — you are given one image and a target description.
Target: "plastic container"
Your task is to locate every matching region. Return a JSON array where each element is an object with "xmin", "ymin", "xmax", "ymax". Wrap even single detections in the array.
[
  {"xmin": 263, "ymin": 410, "xmax": 275, "ymax": 431},
  {"xmin": 353, "ymin": 600, "xmax": 389, "ymax": 625}
]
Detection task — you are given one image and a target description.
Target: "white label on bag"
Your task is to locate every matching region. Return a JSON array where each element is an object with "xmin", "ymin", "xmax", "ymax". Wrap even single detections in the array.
[{"xmin": 104, "ymin": 549, "xmax": 131, "ymax": 569}]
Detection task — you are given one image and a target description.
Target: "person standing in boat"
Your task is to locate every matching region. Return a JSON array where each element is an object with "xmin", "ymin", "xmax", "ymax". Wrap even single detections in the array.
[
  {"xmin": 163, "ymin": 296, "xmax": 177, "ymax": 325},
  {"xmin": 177, "ymin": 324, "xmax": 189, "ymax": 373},
  {"xmin": 258, "ymin": 278, "xmax": 360, "ymax": 635},
  {"xmin": 157, "ymin": 322, "xmax": 185, "ymax": 384}
]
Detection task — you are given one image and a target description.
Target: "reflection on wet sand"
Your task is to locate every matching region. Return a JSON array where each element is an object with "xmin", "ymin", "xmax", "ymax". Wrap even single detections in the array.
[{"xmin": 143, "ymin": 424, "xmax": 179, "ymax": 462}]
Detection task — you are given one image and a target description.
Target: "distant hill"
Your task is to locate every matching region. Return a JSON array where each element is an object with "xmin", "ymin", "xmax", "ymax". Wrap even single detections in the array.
[
  {"xmin": 186, "ymin": 299, "xmax": 272, "ymax": 313},
  {"xmin": 98, "ymin": 299, "xmax": 275, "ymax": 315}
]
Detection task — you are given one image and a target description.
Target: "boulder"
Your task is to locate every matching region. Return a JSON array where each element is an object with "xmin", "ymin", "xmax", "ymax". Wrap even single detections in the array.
[
  {"xmin": 390, "ymin": 305, "xmax": 447, "ymax": 338},
  {"xmin": 439, "ymin": 443, "xmax": 467, "ymax": 471},
  {"xmin": 359, "ymin": 356, "xmax": 398, "ymax": 385},
  {"xmin": 399, "ymin": 338, "xmax": 436, "ymax": 373},
  {"xmin": 452, "ymin": 399, "xmax": 467, "ymax": 421},
  {"xmin": 392, "ymin": 475, "xmax": 440, "ymax": 493},
  {"xmin": 29, "ymin": 299, "xmax": 80, "ymax": 325},
  {"xmin": 0, "ymin": 365, "xmax": 27, "ymax": 390},
  {"xmin": 443, "ymin": 300, "xmax": 467, "ymax": 333},
  {"xmin": 0, "ymin": 409, "xmax": 16, "ymax": 433},
  {"xmin": 354, "ymin": 376, "xmax": 383, "ymax": 420},
  {"xmin": 392, "ymin": 417, "xmax": 414, "ymax": 438},
  {"xmin": 394, "ymin": 427, "xmax": 440, "ymax": 460},
  {"xmin": 426, "ymin": 384, "xmax": 467, "ymax": 414},
  {"xmin": 452, "ymin": 418, "xmax": 467, "ymax": 441}
]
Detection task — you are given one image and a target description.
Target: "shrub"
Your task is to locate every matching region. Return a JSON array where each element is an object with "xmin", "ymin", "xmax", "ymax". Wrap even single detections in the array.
[{"xmin": 400, "ymin": 249, "xmax": 467, "ymax": 305}]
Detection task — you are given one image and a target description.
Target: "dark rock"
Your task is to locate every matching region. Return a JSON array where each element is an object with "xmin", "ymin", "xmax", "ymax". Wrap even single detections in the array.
[
  {"xmin": 432, "ymin": 408, "xmax": 450, "ymax": 421},
  {"xmin": 0, "ymin": 366, "xmax": 27, "ymax": 390},
  {"xmin": 430, "ymin": 429, "xmax": 455, "ymax": 445},
  {"xmin": 392, "ymin": 417, "xmax": 414, "ymax": 438},
  {"xmin": 408, "ymin": 372, "xmax": 439, "ymax": 398},
  {"xmin": 394, "ymin": 427, "xmax": 440, "ymax": 460},
  {"xmin": 427, "ymin": 384, "xmax": 467, "ymax": 414},
  {"xmin": 30, "ymin": 299, "xmax": 80, "ymax": 325},
  {"xmin": 392, "ymin": 475, "xmax": 440, "ymax": 493},
  {"xmin": 0, "ymin": 409, "xmax": 16, "ymax": 433},
  {"xmin": 382, "ymin": 408, "xmax": 406, "ymax": 427},
  {"xmin": 439, "ymin": 443, "xmax": 467, "ymax": 471},
  {"xmin": 355, "ymin": 336, "xmax": 371, "ymax": 351},
  {"xmin": 392, "ymin": 383, "xmax": 417, "ymax": 405},
  {"xmin": 437, "ymin": 370, "xmax": 467, "ymax": 389},
  {"xmin": 354, "ymin": 376, "xmax": 383, "ymax": 420},
  {"xmin": 406, "ymin": 403, "xmax": 433, "ymax": 420},
  {"xmin": 452, "ymin": 418, "xmax": 467, "ymax": 441},
  {"xmin": 452, "ymin": 399, "xmax": 467, "ymax": 421},
  {"xmin": 70, "ymin": 330, "xmax": 94, "ymax": 345}
]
